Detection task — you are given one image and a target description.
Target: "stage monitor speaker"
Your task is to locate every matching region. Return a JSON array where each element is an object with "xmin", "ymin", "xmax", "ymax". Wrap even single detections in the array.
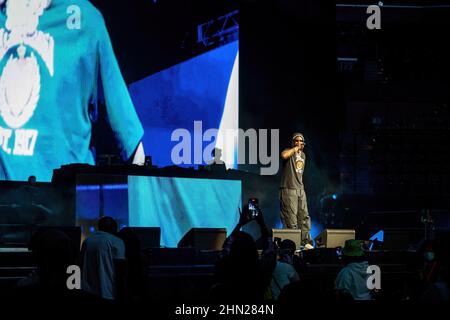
[
  {"xmin": 178, "ymin": 228, "xmax": 227, "ymax": 251},
  {"xmin": 122, "ymin": 227, "xmax": 160, "ymax": 249},
  {"xmin": 314, "ymin": 229, "xmax": 355, "ymax": 248},
  {"xmin": 272, "ymin": 229, "xmax": 302, "ymax": 250}
]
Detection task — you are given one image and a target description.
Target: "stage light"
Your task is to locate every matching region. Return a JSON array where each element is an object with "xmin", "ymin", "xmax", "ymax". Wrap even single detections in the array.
[
  {"xmin": 332, "ymin": 194, "xmax": 337, "ymax": 200},
  {"xmin": 275, "ymin": 220, "xmax": 283, "ymax": 229},
  {"xmin": 310, "ymin": 221, "xmax": 323, "ymax": 241}
]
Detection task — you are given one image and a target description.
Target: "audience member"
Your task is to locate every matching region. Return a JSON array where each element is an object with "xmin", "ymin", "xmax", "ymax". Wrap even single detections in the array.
[
  {"xmin": 211, "ymin": 206, "xmax": 276, "ymax": 302},
  {"xmin": 335, "ymin": 239, "xmax": 372, "ymax": 301},
  {"xmin": 81, "ymin": 216, "xmax": 127, "ymax": 301},
  {"xmin": 270, "ymin": 239, "xmax": 299, "ymax": 300},
  {"xmin": 421, "ymin": 232, "xmax": 450, "ymax": 300}
]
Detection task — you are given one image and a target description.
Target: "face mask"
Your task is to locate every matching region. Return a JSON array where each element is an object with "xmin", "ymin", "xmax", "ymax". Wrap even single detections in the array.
[{"xmin": 424, "ymin": 251, "xmax": 435, "ymax": 262}]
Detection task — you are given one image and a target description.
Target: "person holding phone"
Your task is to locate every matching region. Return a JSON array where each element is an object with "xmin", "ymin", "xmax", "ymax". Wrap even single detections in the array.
[
  {"xmin": 280, "ymin": 132, "xmax": 313, "ymax": 249},
  {"xmin": 211, "ymin": 205, "xmax": 276, "ymax": 302}
]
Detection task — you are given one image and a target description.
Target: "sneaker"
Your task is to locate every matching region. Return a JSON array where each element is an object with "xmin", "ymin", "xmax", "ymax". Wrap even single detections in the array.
[{"xmin": 303, "ymin": 243, "xmax": 314, "ymax": 250}]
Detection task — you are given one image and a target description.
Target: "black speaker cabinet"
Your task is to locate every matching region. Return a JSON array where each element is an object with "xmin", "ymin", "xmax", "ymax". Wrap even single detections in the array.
[
  {"xmin": 314, "ymin": 229, "xmax": 355, "ymax": 248},
  {"xmin": 122, "ymin": 227, "xmax": 161, "ymax": 249},
  {"xmin": 178, "ymin": 228, "xmax": 227, "ymax": 251}
]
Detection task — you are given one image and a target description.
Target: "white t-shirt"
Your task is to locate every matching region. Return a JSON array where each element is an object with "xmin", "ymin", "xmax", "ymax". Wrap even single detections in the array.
[
  {"xmin": 270, "ymin": 261, "xmax": 299, "ymax": 300},
  {"xmin": 81, "ymin": 231, "xmax": 126, "ymax": 300}
]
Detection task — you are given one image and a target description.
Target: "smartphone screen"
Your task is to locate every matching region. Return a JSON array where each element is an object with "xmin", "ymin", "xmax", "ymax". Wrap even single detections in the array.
[{"xmin": 248, "ymin": 198, "xmax": 259, "ymax": 217}]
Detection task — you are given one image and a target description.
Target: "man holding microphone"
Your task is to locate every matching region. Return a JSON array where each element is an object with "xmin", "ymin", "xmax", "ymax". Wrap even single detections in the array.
[{"xmin": 280, "ymin": 133, "xmax": 313, "ymax": 249}]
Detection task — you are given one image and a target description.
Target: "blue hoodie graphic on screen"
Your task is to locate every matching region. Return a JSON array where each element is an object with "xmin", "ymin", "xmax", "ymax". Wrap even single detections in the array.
[{"xmin": 0, "ymin": 0, "xmax": 143, "ymax": 181}]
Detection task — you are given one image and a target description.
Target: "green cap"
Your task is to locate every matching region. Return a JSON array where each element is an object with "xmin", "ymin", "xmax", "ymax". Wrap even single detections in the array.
[{"xmin": 342, "ymin": 239, "xmax": 365, "ymax": 257}]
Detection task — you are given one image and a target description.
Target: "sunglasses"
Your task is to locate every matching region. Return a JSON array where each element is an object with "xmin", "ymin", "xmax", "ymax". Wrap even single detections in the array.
[{"xmin": 294, "ymin": 139, "xmax": 305, "ymax": 143}]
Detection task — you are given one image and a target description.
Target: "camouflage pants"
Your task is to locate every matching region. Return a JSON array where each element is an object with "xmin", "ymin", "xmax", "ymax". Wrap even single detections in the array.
[{"xmin": 280, "ymin": 187, "xmax": 311, "ymax": 245}]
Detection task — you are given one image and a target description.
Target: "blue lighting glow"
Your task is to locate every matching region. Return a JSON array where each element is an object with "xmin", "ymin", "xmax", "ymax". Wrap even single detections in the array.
[
  {"xmin": 76, "ymin": 184, "xmax": 129, "ymax": 191},
  {"xmin": 370, "ymin": 230, "xmax": 384, "ymax": 242},
  {"xmin": 310, "ymin": 220, "xmax": 324, "ymax": 242},
  {"xmin": 274, "ymin": 220, "xmax": 283, "ymax": 229}
]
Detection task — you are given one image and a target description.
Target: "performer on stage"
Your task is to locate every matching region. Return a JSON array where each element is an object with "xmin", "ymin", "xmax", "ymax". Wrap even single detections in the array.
[{"xmin": 280, "ymin": 132, "xmax": 313, "ymax": 249}]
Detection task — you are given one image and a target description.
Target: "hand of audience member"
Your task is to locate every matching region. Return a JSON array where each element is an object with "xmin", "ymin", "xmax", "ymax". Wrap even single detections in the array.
[
  {"xmin": 238, "ymin": 206, "xmax": 251, "ymax": 226},
  {"xmin": 255, "ymin": 207, "xmax": 266, "ymax": 226}
]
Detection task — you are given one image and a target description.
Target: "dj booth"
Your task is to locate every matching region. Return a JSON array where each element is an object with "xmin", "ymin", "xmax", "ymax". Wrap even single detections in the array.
[{"xmin": 0, "ymin": 164, "xmax": 280, "ymax": 248}]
